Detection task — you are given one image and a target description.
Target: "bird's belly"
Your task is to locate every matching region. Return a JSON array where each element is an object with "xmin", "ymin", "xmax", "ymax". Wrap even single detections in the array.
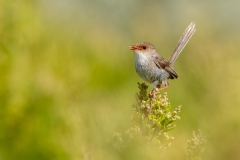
[{"xmin": 135, "ymin": 59, "xmax": 169, "ymax": 83}]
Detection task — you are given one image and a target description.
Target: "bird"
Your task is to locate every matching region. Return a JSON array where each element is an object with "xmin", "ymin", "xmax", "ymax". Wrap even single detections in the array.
[{"xmin": 129, "ymin": 22, "xmax": 196, "ymax": 90}]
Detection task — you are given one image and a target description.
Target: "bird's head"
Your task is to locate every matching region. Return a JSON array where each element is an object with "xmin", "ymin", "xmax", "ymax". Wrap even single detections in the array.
[{"xmin": 129, "ymin": 42, "xmax": 157, "ymax": 56}]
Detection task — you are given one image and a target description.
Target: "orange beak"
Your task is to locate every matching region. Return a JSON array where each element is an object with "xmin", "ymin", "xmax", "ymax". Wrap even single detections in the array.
[{"xmin": 129, "ymin": 45, "xmax": 138, "ymax": 50}]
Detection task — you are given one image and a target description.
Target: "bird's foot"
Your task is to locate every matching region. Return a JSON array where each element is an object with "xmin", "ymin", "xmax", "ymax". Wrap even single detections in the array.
[
  {"xmin": 157, "ymin": 84, "xmax": 169, "ymax": 90},
  {"xmin": 149, "ymin": 89, "xmax": 155, "ymax": 99}
]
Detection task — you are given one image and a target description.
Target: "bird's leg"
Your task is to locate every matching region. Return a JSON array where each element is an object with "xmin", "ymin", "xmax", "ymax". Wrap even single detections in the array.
[
  {"xmin": 157, "ymin": 85, "xmax": 169, "ymax": 90},
  {"xmin": 149, "ymin": 81, "xmax": 158, "ymax": 99},
  {"xmin": 157, "ymin": 81, "xmax": 169, "ymax": 90},
  {"xmin": 149, "ymin": 81, "xmax": 167, "ymax": 113},
  {"xmin": 149, "ymin": 87, "xmax": 157, "ymax": 96}
]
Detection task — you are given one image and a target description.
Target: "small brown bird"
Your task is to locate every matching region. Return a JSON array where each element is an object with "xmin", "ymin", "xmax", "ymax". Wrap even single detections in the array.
[{"xmin": 130, "ymin": 22, "xmax": 196, "ymax": 90}]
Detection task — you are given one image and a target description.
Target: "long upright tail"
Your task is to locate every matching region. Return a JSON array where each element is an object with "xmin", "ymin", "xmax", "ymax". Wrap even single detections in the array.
[{"xmin": 168, "ymin": 22, "xmax": 196, "ymax": 66}]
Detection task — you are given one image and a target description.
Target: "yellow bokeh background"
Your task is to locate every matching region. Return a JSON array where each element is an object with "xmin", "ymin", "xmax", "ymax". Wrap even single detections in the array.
[{"xmin": 1, "ymin": 1, "xmax": 240, "ymax": 159}]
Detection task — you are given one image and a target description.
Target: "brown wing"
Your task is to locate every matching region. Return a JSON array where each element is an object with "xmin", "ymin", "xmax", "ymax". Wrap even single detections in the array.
[{"xmin": 153, "ymin": 56, "xmax": 178, "ymax": 79}]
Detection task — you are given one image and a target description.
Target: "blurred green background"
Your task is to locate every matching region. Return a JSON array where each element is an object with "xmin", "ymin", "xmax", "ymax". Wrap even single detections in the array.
[{"xmin": 1, "ymin": 0, "xmax": 240, "ymax": 159}]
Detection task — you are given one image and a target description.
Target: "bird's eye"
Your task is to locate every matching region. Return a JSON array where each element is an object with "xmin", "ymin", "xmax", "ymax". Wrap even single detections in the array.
[{"xmin": 143, "ymin": 46, "xmax": 146, "ymax": 49}]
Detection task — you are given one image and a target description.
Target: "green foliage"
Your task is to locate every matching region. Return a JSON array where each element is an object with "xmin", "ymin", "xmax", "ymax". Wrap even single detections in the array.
[
  {"xmin": 111, "ymin": 83, "xmax": 182, "ymax": 155},
  {"xmin": 111, "ymin": 83, "xmax": 207, "ymax": 160},
  {"xmin": 134, "ymin": 83, "xmax": 181, "ymax": 146},
  {"xmin": 1, "ymin": 1, "xmax": 240, "ymax": 159},
  {"xmin": 186, "ymin": 130, "xmax": 207, "ymax": 160}
]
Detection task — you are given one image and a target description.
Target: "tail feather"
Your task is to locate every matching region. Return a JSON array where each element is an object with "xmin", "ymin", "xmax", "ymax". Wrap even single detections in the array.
[{"xmin": 168, "ymin": 22, "xmax": 196, "ymax": 66}]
